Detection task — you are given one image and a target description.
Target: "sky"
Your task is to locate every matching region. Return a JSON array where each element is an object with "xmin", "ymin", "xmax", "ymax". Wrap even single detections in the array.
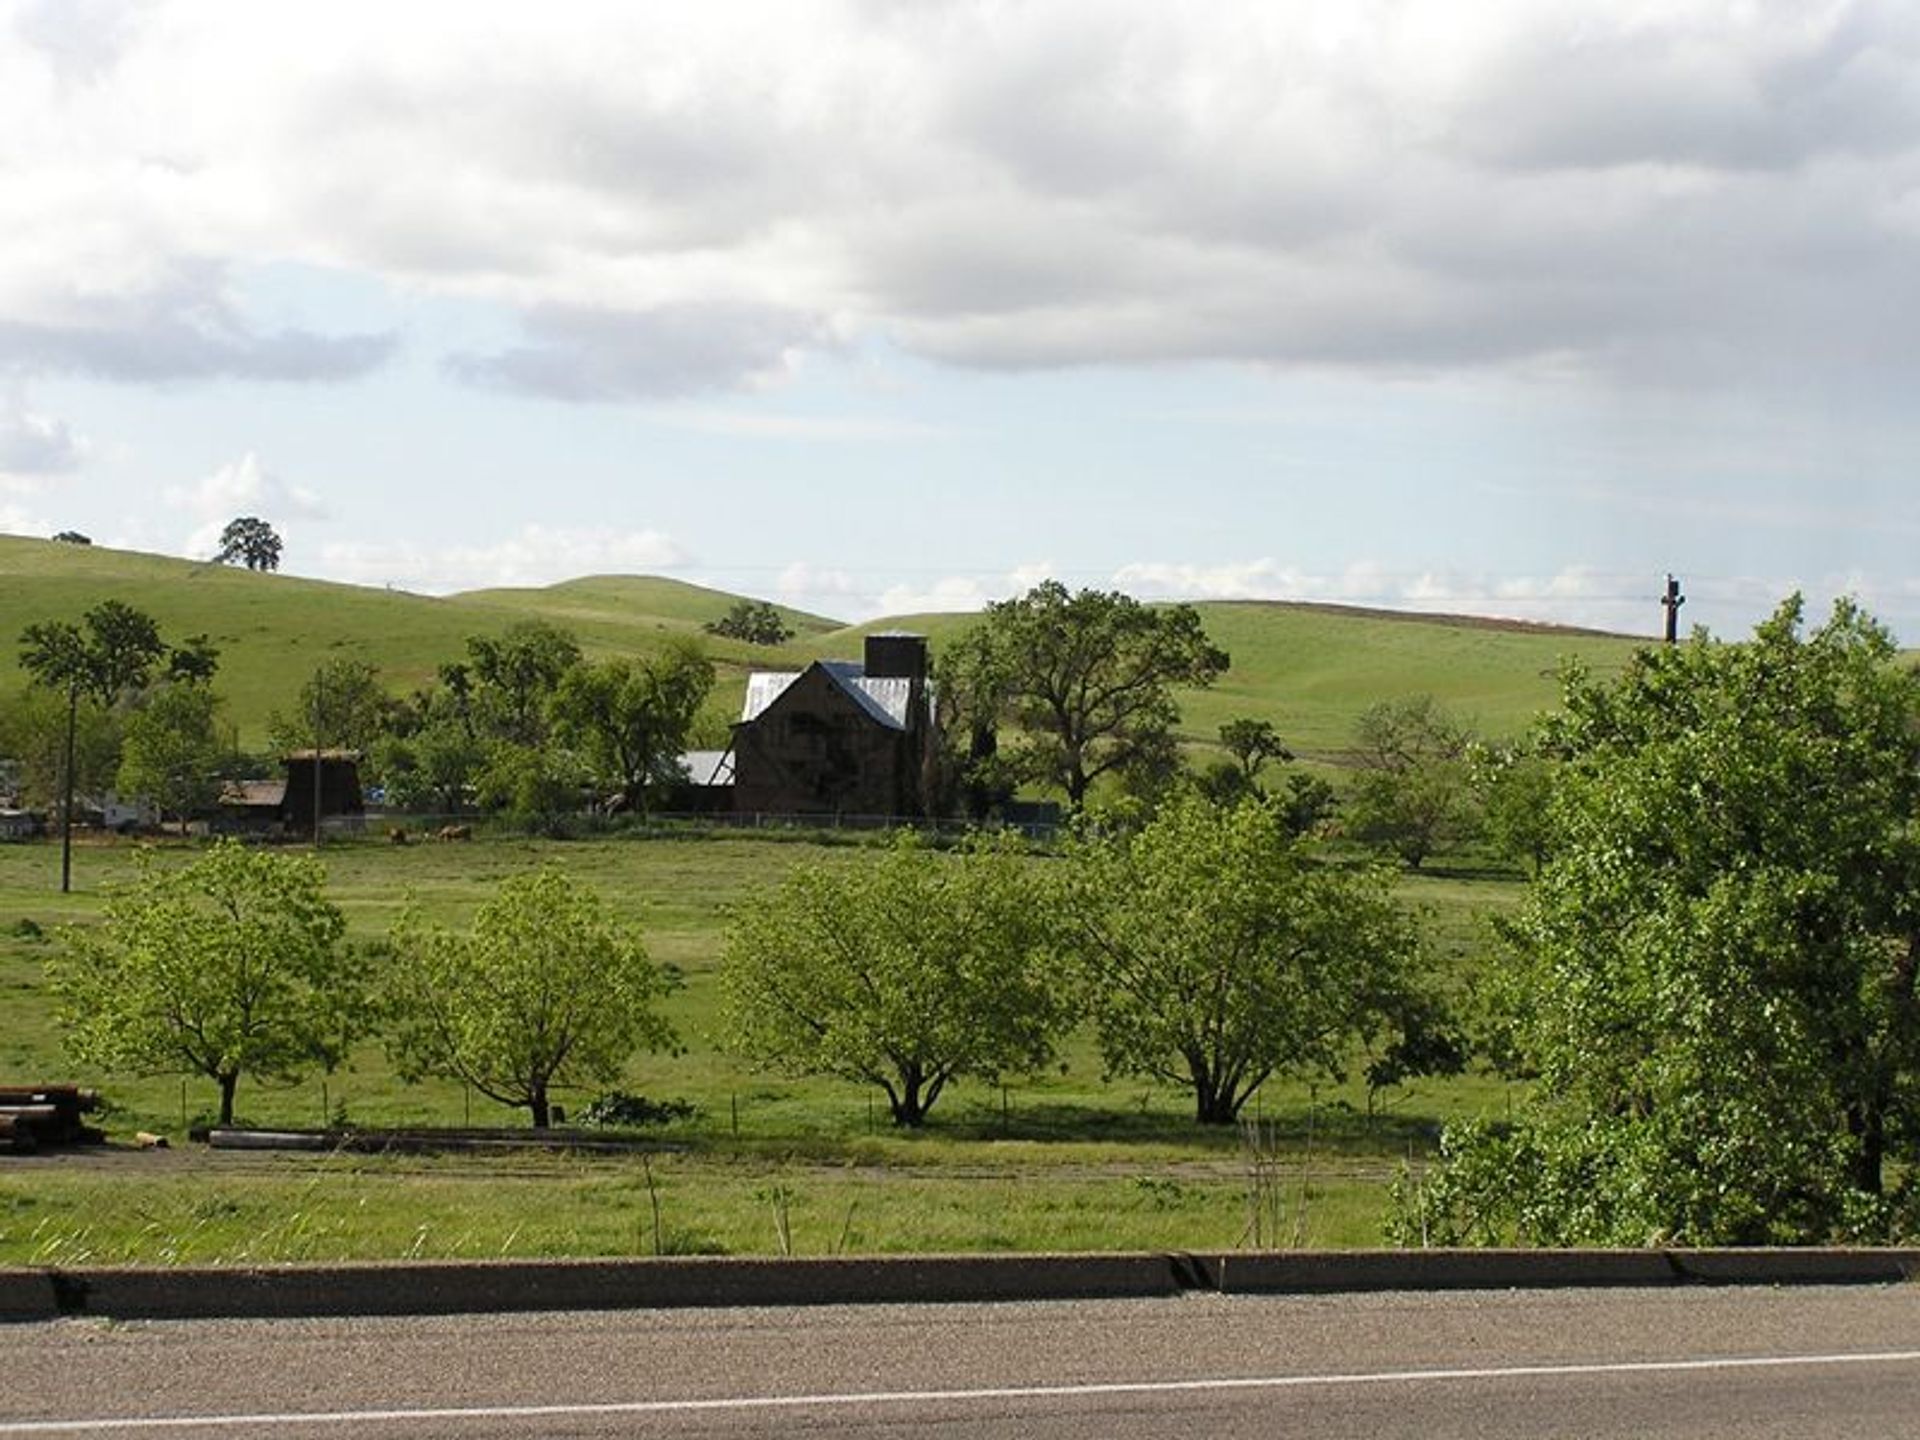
[{"xmin": 4, "ymin": 0, "xmax": 1920, "ymax": 640}]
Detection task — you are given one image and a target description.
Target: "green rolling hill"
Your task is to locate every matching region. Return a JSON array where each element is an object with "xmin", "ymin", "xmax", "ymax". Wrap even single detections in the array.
[{"xmin": 2, "ymin": 532, "xmax": 1653, "ymax": 757}]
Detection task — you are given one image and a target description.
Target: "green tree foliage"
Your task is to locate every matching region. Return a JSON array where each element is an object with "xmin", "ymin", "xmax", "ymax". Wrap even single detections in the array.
[
  {"xmin": 118, "ymin": 684, "xmax": 225, "ymax": 832},
  {"xmin": 549, "ymin": 640, "xmax": 715, "ymax": 813},
  {"xmin": 165, "ymin": 633, "xmax": 221, "ymax": 686},
  {"xmin": 1199, "ymin": 716, "xmax": 1295, "ymax": 807},
  {"xmin": 214, "ymin": 515, "xmax": 282, "ymax": 571},
  {"xmin": 0, "ymin": 688, "xmax": 122, "ymax": 809},
  {"xmin": 1403, "ymin": 598, "xmax": 1920, "ymax": 1246},
  {"xmin": 1346, "ymin": 694, "xmax": 1477, "ymax": 869},
  {"xmin": 1473, "ymin": 743, "xmax": 1556, "ymax": 877},
  {"xmin": 372, "ymin": 720, "xmax": 488, "ymax": 814},
  {"xmin": 268, "ymin": 657, "xmax": 398, "ymax": 759},
  {"xmin": 385, "ymin": 869, "xmax": 676, "ymax": 1128},
  {"xmin": 19, "ymin": 601, "xmax": 173, "ymax": 889},
  {"xmin": 720, "ymin": 832, "xmax": 1067, "ymax": 1126},
  {"xmin": 969, "ymin": 581, "xmax": 1230, "ymax": 808},
  {"xmin": 48, "ymin": 841, "xmax": 365, "ymax": 1125},
  {"xmin": 463, "ymin": 621, "xmax": 583, "ymax": 746},
  {"xmin": 1058, "ymin": 794, "xmax": 1429, "ymax": 1125},
  {"xmin": 20, "ymin": 600, "xmax": 166, "ymax": 707},
  {"xmin": 704, "ymin": 598, "xmax": 793, "ymax": 646}
]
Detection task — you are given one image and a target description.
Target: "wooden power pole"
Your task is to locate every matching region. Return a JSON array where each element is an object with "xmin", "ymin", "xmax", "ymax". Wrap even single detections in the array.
[{"xmin": 1661, "ymin": 574, "xmax": 1685, "ymax": 645}]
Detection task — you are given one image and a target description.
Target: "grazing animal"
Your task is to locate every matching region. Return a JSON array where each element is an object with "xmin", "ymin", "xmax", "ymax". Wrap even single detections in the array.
[
  {"xmin": 388, "ymin": 827, "xmax": 410, "ymax": 845},
  {"xmin": 437, "ymin": 824, "xmax": 473, "ymax": 842}
]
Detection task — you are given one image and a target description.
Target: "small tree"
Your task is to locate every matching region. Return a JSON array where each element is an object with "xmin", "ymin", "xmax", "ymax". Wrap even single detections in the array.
[
  {"xmin": 49, "ymin": 841, "xmax": 365, "ymax": 1125},
  {"xmin": 215, "ymin": 516, "xmax": 282, "ymax": 571},
  {"xmin": 721, "ymin": 832, "xmax": 1067, "ymax": 1126},
  {"xmin": 1346, "ymin": 695, "xmax": 1477, "ymax": 869},
  {"xmin": 386, "ymin": 869, "xmax": 676, "ymax": 1128},
  {"xmin": 1059, "ymin": 794, "xmax": 1428, "ymax": 1124},
  {"xmin": 267, "ymin": 657, "xmax": 397, "ymax": 760},
  {"xmin": 118, "ymin": 684, "xmax": 225, "ymax": 833},
  {"xmin": 549, "ymin": 640, "xmax": 715, "ymax": 814},
  {"xmin": 704, "ymin": 599, "xmax": 793, "ymax": 646},
  {"xmin": 19, "ymin": 600, "xmax": 170, "ymax": 891}
]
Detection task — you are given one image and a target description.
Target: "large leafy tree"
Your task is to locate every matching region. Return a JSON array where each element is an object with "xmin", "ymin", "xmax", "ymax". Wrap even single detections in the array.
[
  {"xmin": 1406, "ymin": 598, "xmax": 1920, "ymax": 1246},
  {"xmin": 386, "ymin": 869, "xmax": 676, "ymax": 1128},
  {"xmin": 549, "ymin": 640, "xmax": 715, "ymax": 814},
  {"xmin": 967, "ymin": 581, "xmax": 1229, "ymax": 808},
  {"xmin": 214, "ymin": 515, "xmax": 282, "ymax": 571},
  {"xmin": 1059, "ymin": 794, "xmax": 1429, "ymax": 1124},
  {"xmin": 49, "ymin": 841, "xmax": 366, "ymax": 1125},
  {"xmin": 720, "ymin": 832, "xmax": 1068, "ymax": 1126}
]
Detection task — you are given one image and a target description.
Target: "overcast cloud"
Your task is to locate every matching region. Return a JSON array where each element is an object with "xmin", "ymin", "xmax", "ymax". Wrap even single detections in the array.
[
  {"xmin": 6, "ymin": 1, "xmax": 1916, "ymax": 398},
  {"xmin": 5, "ymin": 1, "xmax": 1917, "ymax": 635}
]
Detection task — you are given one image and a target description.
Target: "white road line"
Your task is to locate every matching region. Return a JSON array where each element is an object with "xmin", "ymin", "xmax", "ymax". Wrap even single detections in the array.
[{"xmin": 7, "ymin": 1349, "xmax": 1920, "ymax": 1434}]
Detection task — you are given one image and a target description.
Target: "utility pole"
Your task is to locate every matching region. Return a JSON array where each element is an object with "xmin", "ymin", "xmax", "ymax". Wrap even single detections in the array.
[
  {"xmin": 1661, "ymin": 574, "xmax": 1685, "ymax": 645},
  {"xmin": 311, "ymin": 667, "xmax": 324, "ymax": 849}
]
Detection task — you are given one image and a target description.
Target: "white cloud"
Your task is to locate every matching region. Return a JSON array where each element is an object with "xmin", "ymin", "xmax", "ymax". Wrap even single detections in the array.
[
  {"xmin": 5, "ymin": 3, "xmax": 1919, "ymax": 397},
  {"xmin": 164, "ymin": 451, "xmax": 327, "ymax": 559},
  {"xmin": 317, "ymin": 523, "xmax": 687, "ymax": 594},
  {"xmin": 0, "ymin": 391, "xmax": 84, "ymax": 478},
  {"xmin": 775, "ymin": 561, "xmax": 856, "ymax": 602}
]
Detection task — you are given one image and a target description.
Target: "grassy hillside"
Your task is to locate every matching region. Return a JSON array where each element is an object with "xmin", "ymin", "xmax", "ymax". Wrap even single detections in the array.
[
  {"xmin": 0, "ymin": 538, "xmax": 840, "ymax": 746},
  {"xmin": 3, "ymin": 532, "xmax": 1653, "ymax": 756}
]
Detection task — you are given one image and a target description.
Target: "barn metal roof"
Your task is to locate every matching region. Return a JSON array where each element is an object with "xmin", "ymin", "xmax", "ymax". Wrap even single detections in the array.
[
  {"xmin": 678, "ymin": 750, "xmax": 735, "ymax": 787},
  {"xmin": 740, "ymin": 662, "xmax": 920, "ymax": 732}
]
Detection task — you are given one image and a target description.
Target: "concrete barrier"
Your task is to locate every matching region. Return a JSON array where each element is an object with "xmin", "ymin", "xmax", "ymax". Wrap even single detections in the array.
[
  {"xmin": 22, "ymin": 1253, "xmax": 1180, "ymax": 1322},
  {"xmin": 0, "ymin": 1270, "xmax": 57, "ymax": 1322},
  {"xmin": 7, "ymin": 1248, "xmax": 1920, "ymax": 1323}
]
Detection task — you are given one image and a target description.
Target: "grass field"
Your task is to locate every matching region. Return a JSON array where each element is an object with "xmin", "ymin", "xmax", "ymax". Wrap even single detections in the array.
[
  {"xmin": 0, "ymin": 829, "xmax": 1526, "ymax": 1263},
  {"xmin": 1, "ymin": 532, "xmax": 1652, "ymax": 757}
]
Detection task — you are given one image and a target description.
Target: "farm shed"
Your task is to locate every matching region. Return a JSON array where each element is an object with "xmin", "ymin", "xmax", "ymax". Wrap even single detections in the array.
[
  {"xmin": 214, "ymin": 779, "xmax": 287, "ymax": 835},
  {"xmin": 730, "ymin": 632, "xmax": 935, "ymax": 819},
  {"xmin": 280, "ymin": 750, "xmax": 366, "ymax": 832}
]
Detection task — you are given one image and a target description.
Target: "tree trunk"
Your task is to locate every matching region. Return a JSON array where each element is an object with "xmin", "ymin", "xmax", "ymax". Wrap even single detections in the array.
[
  {"xmin": 888, "ymin": 1063, "xmax": 928, "ymax": 1126},
  {"xmin": 530, "ymin": 1085, "xmax": 552, "ymax": 1130},
  {"xmin": 217, "ymin": 1071, "xmax": 238, "ymax": 1126}
]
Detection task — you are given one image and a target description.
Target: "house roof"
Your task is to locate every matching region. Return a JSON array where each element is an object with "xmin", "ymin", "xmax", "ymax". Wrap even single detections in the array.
[
  {"xmin": 679, "ymin": 750, "xmax": 736, "ymax": 787},
  {"xmin": 220, "ymin": 780, "xmax": 287, "ymax": 809},
  {"xmin": 740, "ymin": 661, "xmax": 921, "ymax": 732}
]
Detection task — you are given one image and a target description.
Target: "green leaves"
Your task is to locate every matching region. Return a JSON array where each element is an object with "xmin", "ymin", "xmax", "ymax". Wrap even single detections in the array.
[
  {"xmin": 720, "ymin": 832, "xmax": 1066, "ymax": 1125},
  {"xmin": 1412, "ymin": 596, "xmax": 1920, "ymax": 1245},
  {"xmin": 48, "ymin": 841, "xmax": 365, "ymax": 1124},
  {"xmin": 1059, "ymin": 795, "xmax": 1428, "ymax": 1125},
  {"xmin": 384, "ymin": 868, "xmax": 675, "ymax": 1126}
]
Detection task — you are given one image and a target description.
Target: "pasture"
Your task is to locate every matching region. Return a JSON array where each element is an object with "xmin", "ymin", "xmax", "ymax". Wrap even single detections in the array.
[{"xmin": 0, "ymin": 829, "xmax": 1526, "ymax": 1263}]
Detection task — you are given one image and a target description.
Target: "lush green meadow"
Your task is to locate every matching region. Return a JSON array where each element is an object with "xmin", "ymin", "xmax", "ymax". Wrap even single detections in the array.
[
  {"xmin": 3, "ymin": 533, "xmax": 1649, "ymax": 759},
  {"xmin": 0, "ymin": 829, "xmax": 1525, "ymax": 1262},
  {"xmin": 2, "ymin": 536, "xmax": 1588, "ymax": 1261}
]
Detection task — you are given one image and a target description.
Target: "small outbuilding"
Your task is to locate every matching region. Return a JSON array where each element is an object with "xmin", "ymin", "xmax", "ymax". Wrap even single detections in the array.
[{"xmin": 280, "ymin": 750, "xmax": 366, "ymax": 833}]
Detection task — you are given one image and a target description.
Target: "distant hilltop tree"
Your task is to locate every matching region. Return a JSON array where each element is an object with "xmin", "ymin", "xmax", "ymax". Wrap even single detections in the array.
[
  {"xmin": 705, "ymin": 599, "xmax": 793, "ymax": 646},
  {"xmin": 51, "ymin": 531, "xmax": 91, "ymax": 545},
  {"xmin": 215, "ymin": 516, "xmax": 283, "ymax": 572}
]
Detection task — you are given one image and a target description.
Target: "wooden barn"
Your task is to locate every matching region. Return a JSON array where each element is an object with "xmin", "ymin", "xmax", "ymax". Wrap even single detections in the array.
[{"xmin": 729, "ymin": 633, "xmax": 934, "ymax": 820}]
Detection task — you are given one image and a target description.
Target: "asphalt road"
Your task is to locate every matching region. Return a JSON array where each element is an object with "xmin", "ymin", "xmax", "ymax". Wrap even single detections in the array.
[{"xmin": 7, "ymin": 1284, "xmax": 1920, "ymax": 1437}]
